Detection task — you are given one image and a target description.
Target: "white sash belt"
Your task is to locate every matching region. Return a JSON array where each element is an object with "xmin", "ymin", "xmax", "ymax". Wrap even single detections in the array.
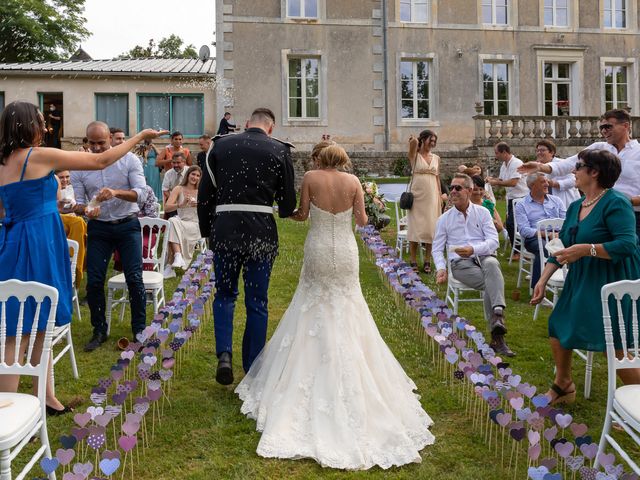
[{"xmin": 215, "ymin": 204, "xmax": 274, "ymax": 214}]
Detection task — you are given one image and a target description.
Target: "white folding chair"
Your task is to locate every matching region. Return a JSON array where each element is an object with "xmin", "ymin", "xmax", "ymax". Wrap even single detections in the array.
[
  {"xmin": 106, "ymin": 218, "xmax": 169, "ymax": 335},
  {"xmin": 0, "ymin": 280, "xmax": 58, "ymax": 480},
  {"xmin": 394, "ymin": 202, "xmax": 409, "ymax": 259},
  {"xmin": 512, "ymin": 198, "xmax": 535, "ymax": 291},
  {"xmin": 445, "ymin": 250, "xmax": 486, "ymax": 320},
  {"xmin": 596, "ymin": 279, "xmax": 640, "ymax": 474},
  {"xmin": 194, "ymin": 238, "xmax": 208, "ymax": 253},
  {"xmin": 50, "ymin": 240, "xmax": 81, "ymax": 393}
]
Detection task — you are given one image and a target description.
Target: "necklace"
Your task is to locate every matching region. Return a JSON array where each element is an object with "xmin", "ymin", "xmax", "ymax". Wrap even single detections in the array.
[{"xmin": 582, "ymin": 188, "xmax": 608, "ymax": 208}]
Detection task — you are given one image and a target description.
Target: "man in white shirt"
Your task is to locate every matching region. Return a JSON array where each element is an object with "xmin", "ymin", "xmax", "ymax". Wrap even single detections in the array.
[
  {"xmin": 433, "ymin": 173, "xmax": 515, "ymax": 357},
  {"xmin": 486, "ymin": 142, "xmax": 529, "ymax": 259},
  {"xmin": 161, "ymin": 152, "xmax": 187, "ymax": 218},
  {"xmin": 520, "ymin": 109, "xmax": 640, "ymax": 239},
  {"xmin": 534, "ymin": 140, "xmax": 580, "ymax": 209}
]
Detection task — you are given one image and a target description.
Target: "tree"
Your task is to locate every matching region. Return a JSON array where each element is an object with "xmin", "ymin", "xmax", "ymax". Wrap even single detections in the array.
[
  {"xmin": 118, "ymin": 35, "xmax": 198, "ymax": 60},
  {"xmin": 0, "ymin": 0, "xmax": 89, "ymax": 62}
]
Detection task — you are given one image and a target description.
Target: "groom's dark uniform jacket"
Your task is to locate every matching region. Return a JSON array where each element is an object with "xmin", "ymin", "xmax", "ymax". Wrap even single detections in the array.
[{"xmin": 197, "ymin": 128, "xmax": 297, "ymax": 260}]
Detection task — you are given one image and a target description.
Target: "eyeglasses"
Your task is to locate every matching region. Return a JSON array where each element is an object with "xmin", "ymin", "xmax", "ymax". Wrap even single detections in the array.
[
  {"xmin": 599, "ymin": 123, "xmax": 614, "ymax": 131},
  {"xmin": 535, "ymin": 148, "xmax": 549, "ymax": 153},
  {"xmin": 575, "ymin": 162, "xmax": 589, "ymax": 170},
  {"xmin": 449, "ymin": 185, "xmax": 465, "ymax": 192}
]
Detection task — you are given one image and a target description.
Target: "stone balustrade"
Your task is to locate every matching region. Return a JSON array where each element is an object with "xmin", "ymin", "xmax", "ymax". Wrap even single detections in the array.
[{"xmin": 473, "ymin": 115, "xmax": 640, "ymax": 147}]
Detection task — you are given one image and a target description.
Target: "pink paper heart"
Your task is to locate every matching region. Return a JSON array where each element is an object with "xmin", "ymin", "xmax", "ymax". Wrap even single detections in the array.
[
  {"xmin": 73, "ymin": 413, "xmax": 91, "ymax": 428},
  {"xmin": 118, "ymin": 435, "xmax": 137, "ymax": 452}
]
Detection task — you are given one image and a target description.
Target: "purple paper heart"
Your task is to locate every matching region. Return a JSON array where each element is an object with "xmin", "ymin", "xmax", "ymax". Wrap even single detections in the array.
[
  {"xmin": 528, "ymin": 443, "xmax": 542, "ymax": 461},
  {"xmin": 122, "ymin": 421, "xmax": 140, "ymax": 437},
  {"xmin": 71, "ymin": 427, "xmax": 88, "ymax": 442},
  {"xmin": 527, "ymin": 466, "xmax": 549, "ymax": 480},
  {"xmin": 570, "ymin": 423, "xmax": 589, "ymax": 437},
  {"xmin": 597, "ymin": 452, "xmax": 615, "ymax": 467},
  {"xmin": 566, "ymin": 455, "xmax": 585, "ymax": 472},
  {"xmin": 540, "ymin": 457, "xmax": 558, "ymax": 471},
  {"xmin": 102, "ymin": 450, "xmax": 121, "ymax": 461},
  {"xmin": 118, "ymin": 435, "xmax": 137, "ymax": 452},
  {"xmin": 73, "ymin": 413, "xmax": 91, "ymax": 428},
  {"xmin": 544, "ymin": 426, "xmax": 558, "ymax": 442},
  {"xmin": 55, "ymin": 448, "xmax": 75, "ymax": 466},
  {"xmin": 40, "ymin": 457, "xmax": 59, "ymax": 475},
  {"xmin": 555, "ymin": 413, "xmax": 573, "ymax": 429},
  {"xmin": 579, "ymin": 466, "xmax": 598, "ymax": 480},
  {"xmin": 579, "ymin": 443, "xmax": 599, "ymax": 460},
  {"xmin": 62, "ymin": 472, "xmax": 84, "ymax": 480},
  {"xmin": 99, "ymin": 458, "xmax": 120, "ymax": 476},
  {"xmin": 554, "ymin": 441, "xmax": 574, "ymax": 458},
  {"xmin": 72, "ymin": 462, "xmax": 93, "ymax": 477}
]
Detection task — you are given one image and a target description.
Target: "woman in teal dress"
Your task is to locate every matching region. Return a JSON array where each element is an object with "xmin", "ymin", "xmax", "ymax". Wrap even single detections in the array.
[
  {"xmin": 532, "ymin": 149, "xmax": 640, "ymax": 405},
  {"xmin": 0, "ymin": 101, "xmax": 166, "ymax": 413},
  {"xmin": 138, "ymin": 139, "xmax": 162, "ymax": 200}
]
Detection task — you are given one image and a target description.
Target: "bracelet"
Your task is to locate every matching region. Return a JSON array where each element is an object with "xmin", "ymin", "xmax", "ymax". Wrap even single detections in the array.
[{"xmin": 590, "ymin": 244, "xmax": 597, "ymax": 257}]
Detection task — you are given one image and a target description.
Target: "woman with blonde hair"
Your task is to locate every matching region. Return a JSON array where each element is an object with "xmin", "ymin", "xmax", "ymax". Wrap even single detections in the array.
[
  {"xmin": 163, "ymin": 165, "xmax": 203, "ymax": 276},
  {"xmin": 236, "ymin": 143, "xmax": 434, "ymax": 469}
]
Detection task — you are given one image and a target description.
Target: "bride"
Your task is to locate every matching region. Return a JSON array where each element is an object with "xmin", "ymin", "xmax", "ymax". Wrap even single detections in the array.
[{"xmin": 235, "ymin": 144, "xmax": 434, "ymax": 470}]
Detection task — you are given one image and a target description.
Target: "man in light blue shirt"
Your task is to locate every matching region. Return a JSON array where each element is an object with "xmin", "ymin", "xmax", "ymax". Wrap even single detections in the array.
[
  {"xmin": 515, "ymin": 173, "xmax": 566, "ymax": 289},
  {"xmin": 72, "ymin": 121, "xmax": 148, "ymax": 351}
]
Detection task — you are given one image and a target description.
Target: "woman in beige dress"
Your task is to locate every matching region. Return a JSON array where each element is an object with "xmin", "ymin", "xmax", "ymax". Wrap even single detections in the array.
[{"xmin": 407, "ymin": 130, "xmax": 442, "ymax": 273}]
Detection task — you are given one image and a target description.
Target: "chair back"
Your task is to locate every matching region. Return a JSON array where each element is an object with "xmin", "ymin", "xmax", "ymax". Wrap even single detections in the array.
[
  {"xmin": 394, "ymin": 202, "xmax": 408, "ymax": 232},
  {"xmin": 536, "ymin": 218, "xmax": 564, "ymax": 261},
  {"xmin": 601, "ymin": 280, "xmax": 640, "ymax": 377},
  {"xmin": 67, "ymin": 239, "xmax": 79, "ymax": 285},
  {"xmin": 0, "ymin": 280, "xmax": 58, "ymax": 395},
  {"xmin": 139, "ymin": 217, "xmax": 170, "ymax": 272},
  {"xmin": 512, "ymin": 197, "xmax": 526, "ymax": 237}
]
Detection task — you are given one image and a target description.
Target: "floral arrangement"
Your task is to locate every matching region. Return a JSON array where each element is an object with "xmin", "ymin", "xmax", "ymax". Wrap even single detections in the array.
[{"xmin": 361, "ymin": 179, "xmax": 389, "ymax": 230}]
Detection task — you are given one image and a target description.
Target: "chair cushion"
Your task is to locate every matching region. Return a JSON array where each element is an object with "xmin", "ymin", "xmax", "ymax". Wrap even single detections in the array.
[
  {"xmin": 0, "ymin": 392, "xmax": 41, "ymax": 448},
  {"xmin": 109, "ymin": 271, "xmax": 164, "ymax": 289},
  {"xmin": 615, "ymin": 385, "xmax": 640, "ymax": 424}
]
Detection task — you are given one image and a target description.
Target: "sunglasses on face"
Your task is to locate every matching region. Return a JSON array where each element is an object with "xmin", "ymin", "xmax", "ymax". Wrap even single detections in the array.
[
  {"xmin": 575, "ymin": 161, "xmax": 589, "ymax": 170},
  {"xmin": 599, "ymin": 123, "xmax": 615, "ymax": 131},
  {"xmin": 449, "ymin": 184, "xmax": 465, "ymax": 192}
]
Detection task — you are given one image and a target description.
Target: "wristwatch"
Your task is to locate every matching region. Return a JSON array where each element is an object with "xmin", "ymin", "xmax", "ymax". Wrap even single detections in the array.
[{"xmin": 590, "ymin": 244, "xmax": 597, "ymax": 257}]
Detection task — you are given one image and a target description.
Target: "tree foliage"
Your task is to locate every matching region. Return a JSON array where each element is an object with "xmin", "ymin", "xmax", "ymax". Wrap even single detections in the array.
[
  {"xmin": 118, "ymin": 35, "xmax": 198, "ymax": 60},
  {"xmin": 0, "ymin": 0, "xmax": 89, "ymax": 62}
]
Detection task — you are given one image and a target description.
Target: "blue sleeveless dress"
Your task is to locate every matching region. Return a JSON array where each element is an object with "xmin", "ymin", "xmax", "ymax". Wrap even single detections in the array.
[{"xmin": 0, "ymin": 149, "xmax": 72, "ymax": 335}]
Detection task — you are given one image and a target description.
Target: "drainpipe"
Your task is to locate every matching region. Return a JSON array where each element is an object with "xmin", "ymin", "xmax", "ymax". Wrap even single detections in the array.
[{"xmin": 382, "ymin": 0, "xmax": 390, "ymax": 151}]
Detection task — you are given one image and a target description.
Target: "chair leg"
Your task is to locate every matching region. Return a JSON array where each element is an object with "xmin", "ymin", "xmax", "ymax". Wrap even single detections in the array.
[
  {"xmin": 453, "ymin": 289, "xmax": 459, "ymax": 315},
  {"xmin": 49, "ymin": 356, "xmax": 56, "ymax": 396},
  {"xmin": 106, "ymin": 288, "xmax": 113, "ymax": 336},
  {"xmin": 74, "ymin": 287, "xmax": 81, "ymax": 321},
  {"xmin": 533, "ymin": 303, "xmax": 540, "ymax": 321},
  {"xmin": 41, "ymin": 422, "xmax": 55, "ymax": 480},
  {"xmin": 119, "ymin": 290, "xmax": 127, "ymax": 323},
  {"xmin": 67, "ymin": 327, "xmax": 79, "ymax": 379},
  {"xmin": 0, "ymin": 449, "xmax": 11, "ymax": 480},
  {"xmin": 584, "ymin": 351, "xmax": 594, "ymax": 399},
  {"xmin": 595, "ymin": 412, "xmax": 613, "ymax": 471}
]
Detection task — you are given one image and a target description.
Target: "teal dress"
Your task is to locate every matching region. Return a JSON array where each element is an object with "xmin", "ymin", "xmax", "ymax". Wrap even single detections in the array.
[
  {"xmin": 0, "ymin": 149, "xmax": 72, "ymax": 335},
  {"xmin": 548, "ymin": 189, "xmax": 640, "ymax": 351},
  {"xmin": 143, "ymin": 149, "xmax": 162, "ymax": 201}
]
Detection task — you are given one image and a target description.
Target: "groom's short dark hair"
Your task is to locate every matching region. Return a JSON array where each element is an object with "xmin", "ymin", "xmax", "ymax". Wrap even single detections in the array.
[{"xmin": 250, "ymin": 108, "xmax": 276, "ymax": 125}]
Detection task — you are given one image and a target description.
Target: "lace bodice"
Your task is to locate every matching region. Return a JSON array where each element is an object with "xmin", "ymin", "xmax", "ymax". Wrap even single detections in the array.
[
  {"xmin": 299, "ymin": 203, "xmax": 359, "ymax": 294},
  {"xmin": 176, "ymin": 191, "xmax": 199, "ymax": 222}
]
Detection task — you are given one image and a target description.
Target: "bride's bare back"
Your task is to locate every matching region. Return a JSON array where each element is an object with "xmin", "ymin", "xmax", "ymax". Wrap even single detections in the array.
[{"xmin": 292, "ymin": 169, "xmax": 368, "ymax": 226}]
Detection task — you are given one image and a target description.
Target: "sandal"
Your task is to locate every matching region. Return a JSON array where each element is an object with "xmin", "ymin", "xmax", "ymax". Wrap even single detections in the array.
[
  {"xmin": 423, "ymin": 264, "xmax": 432, "ymax": 274},
  {"xmin": 546, "ymin": 382, "xmax": 576, "ymax": 406}
]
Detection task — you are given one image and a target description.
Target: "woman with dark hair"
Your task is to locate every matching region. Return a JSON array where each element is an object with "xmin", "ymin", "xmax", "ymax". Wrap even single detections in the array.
[
  {"xmin": 0, "ymin": 101, "xmax": 165, "ymax": 413},
  {"xmin": 470, "ymin": 175, "xmax": 503, "ymax": 232},
  {"xmin": 532, "ymin": 149, "xmax": 640, "ymax": 405},
  {"xmin": 406, "ymin": 130, "xmax": 442, "ymax": 273},
  {"xmin": 164, "ymin": 165, "xmax": 203, "ymax": 276}
]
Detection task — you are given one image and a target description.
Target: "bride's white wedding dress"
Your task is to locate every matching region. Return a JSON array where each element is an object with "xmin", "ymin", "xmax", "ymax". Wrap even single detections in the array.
[{"xmin": 235, "ymin": 203, "xmax": 434, "ymax": 470}]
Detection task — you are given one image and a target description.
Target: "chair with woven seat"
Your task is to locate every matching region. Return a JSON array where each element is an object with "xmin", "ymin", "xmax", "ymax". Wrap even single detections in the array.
[
  {"xmin": 596, "ymin": 279, "xmax": 640, "ymax": 474},
  {"xmin": 50, "ymin": 240, "xmax": 81, "ymax": 393},
  {"xmin": 445, "ymin": 250, "xmax": 486, "ymax": 320},
  {"xmin": 0, "ymin": 280, "xmax": 58, "ymax": 480},
  {"xmin": 106, "ymin": 217, "xmax": 169, "ymax": 335}
]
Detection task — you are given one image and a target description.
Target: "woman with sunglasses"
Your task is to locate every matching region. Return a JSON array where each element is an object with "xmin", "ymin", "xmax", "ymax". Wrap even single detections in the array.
[
  {"xmin": 406, "ymin": 130, "xmax": 442, "ymax": 274},
  {"xmin": 531, "ymin": 149, "xmax": 640, "ymax": 405}
]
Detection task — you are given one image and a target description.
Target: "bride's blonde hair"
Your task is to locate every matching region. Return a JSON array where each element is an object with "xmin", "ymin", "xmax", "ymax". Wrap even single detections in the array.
[{"xmin": 317, "ymin": 144, "xmax": 352, "ymax": 171}]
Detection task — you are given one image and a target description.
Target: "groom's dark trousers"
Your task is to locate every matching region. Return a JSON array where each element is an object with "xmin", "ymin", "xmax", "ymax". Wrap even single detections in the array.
[{"xmin": 213, "ymin": 250, "xmax": 274, "ymax": 372}]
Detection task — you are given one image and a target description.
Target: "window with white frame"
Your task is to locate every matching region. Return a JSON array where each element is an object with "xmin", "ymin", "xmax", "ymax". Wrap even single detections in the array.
[
  {"xmin": 544, "ymin": 0, "xmax": 568, "ymax": 27},
  {"xmin": 96, "ymin": 94, "xmax": 129, "ymax": 135},
  {"xmin": 482, "ymin": 0, "xmax": 508, "ymax": 24},
  {"xmin": 288, "ymin": 57, "xmax": 320, "ymax": 119},
  {"xmin": 400, "ymin": 60, "xmax": 431, "ymax": 119},
  {"xmin": 543, "ymin": 62, "xmax": 572, "ymax": 115},
  {"xmin": 400, "ymin": 0, "xmax": 429, "ymax": 23},
  {"xmin": 604, "ymin": 65, "xmax": 629, "ymax": 110},
  {"xmin": 483, "ymin": 63, "xmax": 510, "ymax": 115},
  {"xmin": 604, "ymin": 0, "xmax": 626, "ymax": 28},
  {"xmin": 287, "ymin": 0, "xmax": 318, "ymax": 18}
]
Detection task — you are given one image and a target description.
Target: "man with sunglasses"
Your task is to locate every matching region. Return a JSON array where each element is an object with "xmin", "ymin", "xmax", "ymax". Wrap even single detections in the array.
[
  {"xmin": 432, "ymin": 174, "xmax": 515, "ymax": 357},
  {"xmin": 519, "ymin": 109, "xmax": 640, "ymax": 239}
]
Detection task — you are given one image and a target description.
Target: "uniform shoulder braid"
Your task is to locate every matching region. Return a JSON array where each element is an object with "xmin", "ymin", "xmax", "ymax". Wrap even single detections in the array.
[{"xmin": 271, "ymin": 136, "xmax": 295, "ymax": 149}]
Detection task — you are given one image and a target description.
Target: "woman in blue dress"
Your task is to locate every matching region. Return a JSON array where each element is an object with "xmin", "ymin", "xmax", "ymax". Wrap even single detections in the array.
[{"xmin": 0, "ymin": 101, "xmax": 165, "ymax": 413}]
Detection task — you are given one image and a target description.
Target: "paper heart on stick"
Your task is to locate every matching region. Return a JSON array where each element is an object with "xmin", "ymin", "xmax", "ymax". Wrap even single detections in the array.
[
  {"xmin": 73, "ymin": 413, "xmax": 91, "ymax": 428},
  {"xmin": 86, "ymin": 406, "xmax": 103, "ymax": 420},
  {"xmin": 555, "ymin": 413, "xmax": 573, "ymax": 429},
  {"xmin": 570, "ymin": 423, "xmax": 588, "ymax": 437},
  {"xmin": 597, "ymin": 452, "xmax": 616, "ymax": 467},
  {"xmin": 102, "ymin": 450, "xmax": 121, "ymax": 461},
  {"xmin": 121, "ymin": 421, "xmax": 140, "ymax": 437},
  {"xmin": 554, "ymin": 441, "xmax": 574, "ymax": 458},
  {"xmin": 540, "ymin": 457, "xmax": 558, "ymax": 471},
  {"xmin": 72, "ymin": 462, "xmax": 93, "ymax": 477},
  {"xmin": 148, "ymin": 388, "xmax": 162, "ymax": 401},
  {"xmin": 565, "ymin": 455, "xmax": 585, "ymax": 472},
  {"xmin": 40, "ymin": 457, "xmax": 59, "ymax": 474},
  {"xmin": 125, "ymin": 412, "xmax": 142, "ymax": 424},
  {"xmin": 527, "ymin": 466, "xmax": 549, "ymax": 480},
  {"xmin": 579, "ymin": 443, "xmax": 599, "ymax": 460},
  {"xmin": 94, "ymin": 414, "xmax": 111, "ymax": 428},
  {"xmin": 528, "ymin": 443, "xmax": 542, "ymax": 461},
  {"xmin": 117, "ymin": 435, "xmax": 137, "ymax": 452},
  {"xmin": 55, "ymin": 448, "xmax": 75, "ymax": 466},
  {"xmin": 59, "ymin": 434, "xmax": 77, "ymax": 449},
  {"xmin": 543, "ymin": 426, "xmax": 558, "ymax": 442},
  {"xmin": 71, "ymin": 427, "xmax": 88, "ymax": 442},
  {"xmin": 62, "ymin": 472, "xmax": 84, "ymax": 480},
  {"xmin": 86, "ymin": 426, "xmax": 106, "ymax": 450},
  {"xmin": 99, "ymin": 458, "xmax": 120, "ymax": 476}
]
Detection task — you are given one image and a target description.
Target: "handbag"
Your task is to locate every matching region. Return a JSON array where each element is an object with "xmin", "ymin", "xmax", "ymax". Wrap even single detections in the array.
[{"xmin": 399, "ymin": 168, "xmax": 415, "ymax": 210}]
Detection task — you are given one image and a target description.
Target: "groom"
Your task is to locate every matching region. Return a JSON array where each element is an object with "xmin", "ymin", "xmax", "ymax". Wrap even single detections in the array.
[{"xmin": 197, "ymin": 107, "xmax": 296, "ymax": 385}]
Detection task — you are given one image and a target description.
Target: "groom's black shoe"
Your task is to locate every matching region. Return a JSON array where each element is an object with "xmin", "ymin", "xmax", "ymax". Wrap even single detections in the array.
[{"xmin": 216, "ymin": 352, "xmax": 234, "ymax": 385}]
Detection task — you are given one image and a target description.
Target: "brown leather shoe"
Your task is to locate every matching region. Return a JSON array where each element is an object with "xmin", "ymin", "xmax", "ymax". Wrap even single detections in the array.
[{"xmin": 490, "ymin": 334, "xmax": 515, "ymax": 357}]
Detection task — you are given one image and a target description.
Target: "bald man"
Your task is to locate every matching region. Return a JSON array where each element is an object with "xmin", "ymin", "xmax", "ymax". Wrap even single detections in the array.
[{"xmin": 72, "ymin": 121, "xmax": 148, "ymax": 352}]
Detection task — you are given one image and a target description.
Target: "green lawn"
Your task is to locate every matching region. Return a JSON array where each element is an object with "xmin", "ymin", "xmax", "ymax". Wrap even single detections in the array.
[{"xmin": 18, "ymin": 204, "xmax": 638, "ymax": 480}]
